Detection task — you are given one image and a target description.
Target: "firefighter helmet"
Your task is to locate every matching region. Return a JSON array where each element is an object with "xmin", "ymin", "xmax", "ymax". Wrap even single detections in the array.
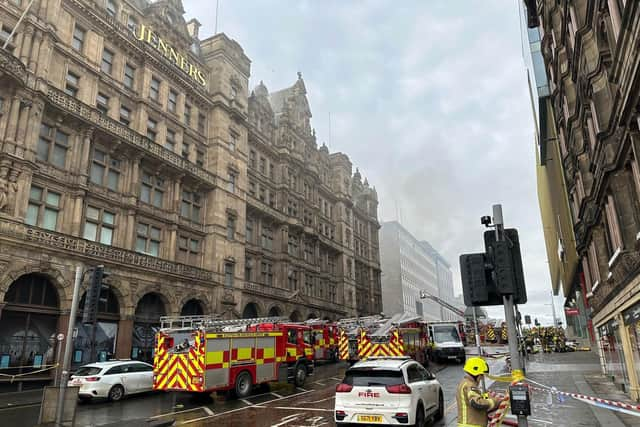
[{"xmin": 463, "ymin": 356, "xmax": 489, "ymax": 376}]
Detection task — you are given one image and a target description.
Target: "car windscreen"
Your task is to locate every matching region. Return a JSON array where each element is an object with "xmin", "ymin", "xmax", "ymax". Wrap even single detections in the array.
[
  {"xmin": 433, "ymin": 326, "xmax": 460, "ymax": 343},
  {"xmin": 74, "ymin": 366, "xmax": 102, "ymax": 376},
  {"xmin": 343, "ymin": 369, "xmax": 404, "ymax": 386}
]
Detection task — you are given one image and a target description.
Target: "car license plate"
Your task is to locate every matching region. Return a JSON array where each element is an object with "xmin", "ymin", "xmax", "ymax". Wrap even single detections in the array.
[
  {"xmin": 357, "ymin": 414, "xmax": 383, "ymax": 423},
  {"xmin": 72, "ymin": 379, "xmax": 82, "ymax": 385}
]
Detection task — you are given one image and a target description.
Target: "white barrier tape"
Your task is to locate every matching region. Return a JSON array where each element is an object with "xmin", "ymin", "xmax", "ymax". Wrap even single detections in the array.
[
  {"xmin": 574, "ymin": 396, "xmax": 640, "ymax": 418},
  {"xmin": 527, "ymin": 383, "xmax": 640, "ymax": 413}
]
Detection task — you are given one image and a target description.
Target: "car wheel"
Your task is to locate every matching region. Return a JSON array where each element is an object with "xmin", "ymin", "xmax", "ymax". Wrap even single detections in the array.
[
  {"xmin": 234, "ymin": 371, "xmax": 252, "ymax": 398},
  {"xmin": 435, "ymin": 391, "xmax": 444, "ymax": 421},
  {"xmin": 294, "ymin": 363, "xmax": 307, "ymax": 387},
  {"xmin": 414, "ymin": 404, "xmax": 425, "ymax": 427},
  {"xmin": 108, "ymin": 384, "xmax": 125, "ymax": 401}
]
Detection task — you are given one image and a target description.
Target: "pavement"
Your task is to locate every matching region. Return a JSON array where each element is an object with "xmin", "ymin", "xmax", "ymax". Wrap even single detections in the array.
[{"xmin": 487, "ymin": 349, "xmax": 639, "ymax": 427}]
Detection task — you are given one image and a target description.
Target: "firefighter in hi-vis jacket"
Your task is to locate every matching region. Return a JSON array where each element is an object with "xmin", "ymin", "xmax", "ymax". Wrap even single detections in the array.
[{"xmin": 456, "ymin": 357, "xmax": 499, "ymax": 427}]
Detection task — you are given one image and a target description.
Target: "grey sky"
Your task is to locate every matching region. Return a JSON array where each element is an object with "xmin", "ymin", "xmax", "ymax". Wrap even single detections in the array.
[{"xmin": 183, "ymin": 0, "xmax": 566, "ymax": 325}]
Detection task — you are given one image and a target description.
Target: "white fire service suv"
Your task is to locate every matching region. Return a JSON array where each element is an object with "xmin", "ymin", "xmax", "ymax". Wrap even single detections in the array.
[{"xmin": 334, "ymin": 356, "xmax": 444, "ymax": 426}]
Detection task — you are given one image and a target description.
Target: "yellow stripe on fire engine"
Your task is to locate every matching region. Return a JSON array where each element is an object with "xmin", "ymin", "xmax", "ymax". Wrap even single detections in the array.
[
  {"xmin": 287, "ymin": 348, "xmax": 296, "ymax": 357},
  {"xmin": 264, "ymin": 347, "xmax": 275, "ymax": 359},
  {"xmin": 236, "ymin": 347, "xmax": 252, "ymax": 360},
  {"xmin": 206, "ymin": 332, "xmax": 281, "ymax": 339},
  {"xmin": 206, "ymin": 351, "xmax": 224, "ymax": 365}
]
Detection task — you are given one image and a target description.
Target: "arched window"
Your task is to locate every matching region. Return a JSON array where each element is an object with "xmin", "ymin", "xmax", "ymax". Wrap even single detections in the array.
[
  {"xmin": 181, "ymin": 299, "xmax": 204, "ymax": 316},
  {"xmin": 73, "ymin": 288, "xmax": 121, "ymax": 365},
  {"xmin": 132, "ymin": 293, "xmax": 166, "ymax": 362},
  {"xmin": 1, "ymin": 274, "xmax": 60, "ymax": 370}
]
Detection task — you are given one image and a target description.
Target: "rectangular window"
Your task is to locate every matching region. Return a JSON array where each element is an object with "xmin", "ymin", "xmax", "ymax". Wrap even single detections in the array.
[
  {"xmin": 261, "ymin": 227, "xmax": 273, "ymax": 250},
  {"xmin": 227, "ymin": 215, "xmax": 236, "ymax": 240},
  {"xmin": 196, "ymin": 149, "xmax": 204, "ymax": 167},
  {"xmin": 184, "ymin": 103, "xmax": 192, "ymax": 127},
  {"xmin": 26, "ymin": 185, "xmax": 61, "ymax": 230},
  {"xmin": 245, "ymin": 258, "xmax": 252, "ymax": 281},
  {"xmin": 140, "ymin": 171, "xmax": 164, "ymax": 208},
  {"xmin": 106, "ymin": 0, "xmax": 117, "ymax": 17},
  {"xmin": 198, "ymin": 113, "xmax": 206, "ymax": 134},
  {"xmin": 248, "ymin": 181, "xmax": 256, "ymax": 197},
  {"xmin": 225, "ymin": 263, "xmax": 234, "ymax": 288},
  {"xmin": 631, "ymin": 156, "xmax": 640, "ymax": 202},
  {"xmin": 181, "ymin": 190, "xmax": 201, "ymax": 222},
  {"xmin": 249, "ymin": 150, "xmax": 256, "ymax": 168},
  {"xmin": 178, "ymin": 236, "xmax": 200, "ymax": 265},
  {"xmin": 228, "ymin": 173, "xmax": 236, "ymax": 193},
  {"xmin": 90, "ymin": 148, "xmax": 120, "ymax": 191},
  {"xmin": 261, "ymin": 262, "xmax": 273, "ymax": 286},
  {"xmin": 150, "ymin": 77, "xmax": 160, "ymax": 101},
  {"xmin": 166, "ymin": 129, "xmax": 176, "ymax": 151},
  {"xmin": 246, "ymin": 218, "xmax": 254, "ymax": 243},
  {"xmin": 65, "ymin": 71, "xmax": 79, "ymax": 97},
  {"xmin": 181, "ymin": 142, "xmax": 190, "ymax": 159},
  {"xmin": 96, "ymin": 92, "xmax": 109, "ymax": 114},
  {"xmin": 146, "ymin": 118, "xmax": 157, "ymax": 141},
  {"xmin": 229, "ymin": 132, "xmax": 237, "ymax": 151},
  {"xmin": 127, "ymin": 15, "xmax": 137, "ymax": 32},
  {"xmin": 136, "ymin": 222, "xmax": 161, "ymax": 257},
  {"xmin": 123, "ymin": 63, "xmax": 135, "ymax": 89},
  {"xmin": 288, "ymin": 271, "xmax": 298, "ymax": 291},
  {"xmin": 72, "ymin": 25, "xmax": 85, "ymax": 52},
  {"xmin": 101, "ymin": 48, "xmax": 114, "ymax": 75},
  {"xmin": 168, "ymin": 89, "xmax": 178, "ymax": 113},
  {"xmin": 259, "ymin": 157, "xmax": 266, "ymax": 174},
  {"xmin": 37, "ymin": 124, "xmax": 69, "ymax": 168},
  {"xmin": 288, "ymin": 234, "xmax": 298, "ymax": 257},
  {"xmin": 588, "ymin": 241, "xmax": 601, "ymax": 284},
  {"xmin": 259, "ymin": 186, "xmax": 265, "ymax": 202},
  {"xmin": 119, "ymin": 105, "xmax": 131, "ymax": 126},
  {"xmin": 83, "ymin": 205, "xmax": 115, "ymax": 245},
  {"xmin": 605, "ymin": 195, "xmax": 623, "ymax": 251}
]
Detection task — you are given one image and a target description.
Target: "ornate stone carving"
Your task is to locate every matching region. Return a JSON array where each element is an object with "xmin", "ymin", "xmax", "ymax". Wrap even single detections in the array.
[
  {"xmin": 0, "ymin": 48, "xmax": 27, "ymax": 87},
  {"xmin": 0, "ymin": 218, "xmax": 214, "ymax": 282},
  {"xmin": 0, "ymin": 161, "xmax": 19, "ymax": 214}
]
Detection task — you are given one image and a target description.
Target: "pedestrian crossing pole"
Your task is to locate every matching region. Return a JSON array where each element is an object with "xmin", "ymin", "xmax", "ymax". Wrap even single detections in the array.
[{"xmin": 493, "ymin": 204, "xmax": 528, "ymax": 427}]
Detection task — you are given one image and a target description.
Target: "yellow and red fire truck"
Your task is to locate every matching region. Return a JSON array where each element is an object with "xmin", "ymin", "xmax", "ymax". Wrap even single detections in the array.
[
  {"xmin": 338, "ymin": 314, "xmax": 428, "ymax": 365},
  {"xmin": 306, "ymin": 320, "xmax": 340, "ymax": 362},
  {"xmin": 152, "ymin": 316, "xmax": 314, "ymax": 398}
]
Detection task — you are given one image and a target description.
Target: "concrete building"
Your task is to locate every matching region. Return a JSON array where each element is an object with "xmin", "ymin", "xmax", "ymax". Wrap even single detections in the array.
[
  {"xmin": 379, "ymin": 221, "xmax": 456, "ymax": 321},
  {"xmin": 0, "ymin": 0, "xmax": 381, "ymax": 384},
  {"xmin": 524, "ymin": 0, "xmax": 640, "ymax": 401}
]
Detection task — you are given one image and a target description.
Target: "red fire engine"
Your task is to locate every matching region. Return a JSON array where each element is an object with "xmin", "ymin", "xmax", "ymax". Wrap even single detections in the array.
[
  {"xmin": 306, "ymin": 320, "xmax": 339, "ymax": 362},
  {"xmin": 152, "ymin": 316, "xmax": 314, "ymax": 398}
]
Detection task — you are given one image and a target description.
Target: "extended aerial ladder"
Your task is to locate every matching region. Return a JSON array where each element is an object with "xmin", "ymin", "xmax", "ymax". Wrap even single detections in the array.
[
  {"xmin": 159, "ymin": 315, "xmax": 287, "ymax": 331},
  {"xmin": 418, "ymin": 290, "xmax": 465, "ymax": 318}
]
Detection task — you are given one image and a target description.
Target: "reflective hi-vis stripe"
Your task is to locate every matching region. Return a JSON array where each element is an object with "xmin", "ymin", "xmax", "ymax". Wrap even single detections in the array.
[{"xmin": 338, "ymin": 330, "xmax": 349, "ymax": 360}]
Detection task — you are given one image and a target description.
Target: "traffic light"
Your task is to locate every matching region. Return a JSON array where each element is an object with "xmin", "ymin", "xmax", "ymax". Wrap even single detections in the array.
[
  {"xmin": 460, "ymin": 253, "xmax": 502, "ymax": 306},
  {"xmin": 82, "ymin": 265, "xmax": 109, "ymax": 324},
  {"xmin": 525, "ymin": 315, "xmax": 531, "ymax": 325},
  {"xmin": 484, "ymin": 229, "xmax": 527, "ymax": 304}
]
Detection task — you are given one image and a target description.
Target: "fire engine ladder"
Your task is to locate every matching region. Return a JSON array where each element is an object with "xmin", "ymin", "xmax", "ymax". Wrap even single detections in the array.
[
  {"xmin": 160, "ymin": 316, "xmax": 288, "ymax": 330},
  {"xmin": 370, "ymin": 313, "xmax": 423, "ymax": 337},
  {"xmin": 337, "ymin": 315, "xmax": 385, "ymax": 336},
  {"xmin": 419, "ymin": 290, "xmax": 465, "ymax": 318}
]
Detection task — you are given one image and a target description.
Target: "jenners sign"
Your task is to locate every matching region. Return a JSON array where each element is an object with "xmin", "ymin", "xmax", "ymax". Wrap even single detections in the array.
[{"xmin": 134, "ymin": 24, "xmax": 206, "ymax": 87}]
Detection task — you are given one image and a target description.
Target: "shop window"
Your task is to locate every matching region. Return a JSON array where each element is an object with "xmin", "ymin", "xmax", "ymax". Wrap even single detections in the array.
[
  {"xmin": 37, "ymin": 124, "xmax": 69, "ymax": 168},
  {"xmin": 90, "ymin": 148, "xmax": 120, "ymax": 191},
  {"xmin": 26, "ymin": 185, "xmax": 60, "ymax": 230},
  {"xmin": 140, "ymin": 171, "xmax": 164, "ymax": 208},
  {"xmin": 135, "ymin": 222, "xmax": 161, "ymax": 256},
  {"xmin": 83, "ymin": 205, "xmax": 115, "ymax": 245}
]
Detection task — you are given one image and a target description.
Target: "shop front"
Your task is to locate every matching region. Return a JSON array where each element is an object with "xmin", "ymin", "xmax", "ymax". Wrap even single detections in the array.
[{"xmin": 623, "ymin": 302, "xmax": 640, "ymax": 393}]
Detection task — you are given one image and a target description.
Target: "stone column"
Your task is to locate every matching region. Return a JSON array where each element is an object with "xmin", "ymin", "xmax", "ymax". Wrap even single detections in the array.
[
  {"xmin": 13, "ymin": 100, "xmax": 31, "ymax": 158},
  {"xmin": 115, "ymin": 315, "xmax": 134, "ymax": 359},
  {"xmin": 36, "ymin": 36, "xmax": 52, "ymax": 80},
  {"xmin": 19, "ymin": 26, "xmax": 34, "ymax": 64},
  {"xmin": 77, "ymin": 128, "xmax": 94, "ymax": 183},
  {"xmin": 3, "ymin": 96, "xmax": 21, "ymax": 145},
  {"xmin": 28, "ymin": 32, "xmax": 42, "ymax": 73},
  {"xmin": 23, "ymin": 100, "xmax": 44, "ymax": 162},
  {"xmin": 124, "ymin": 209, "xmax": 137, "ymax": 250}
]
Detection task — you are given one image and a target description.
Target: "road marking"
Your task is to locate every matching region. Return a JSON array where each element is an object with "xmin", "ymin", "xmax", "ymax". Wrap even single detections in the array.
[
  {"xmin": 0, "ymin": 403, "xmax": 41, "ymax": 411},
  {"xmin": 329, "ymin": 376, "xmax": 343, "ymax": 381},
  {"xmin": 256, "ymin": 406, "xmax": 334, "ymax": 412},
  {"xmin": 271, "ymin": 413, "xmax": 302, "ymax": 426},
  {"xmin": 241, "ymin": 399, "xmax": 253, "ymax": 406},
  {"xmin": 202, "ymin": 406, "xmax": 214, "ymax": 416},
  {"xmin": 271, "ymin": 392, "xmax": 283, "ymax": 398},
  {"xmin": 306, "ymin": 395, "xmax": 335, "ymax": 404},
  {"xmin": 445, "ymin": 401, "xmax": 456, "ymax": 414},
  {"xmin": 295, "ymin": 387, "xmax": 308, "ymax": 392},
  {"xmin": 528, "ymin": 417, "xmax": 554, "ymax": 425},
  {"xmin": 313, "ymin": 380, "xmax": 326, "ymax": 385},
  {"xmin": 181, "ymin": 389, "xmax": 315, "ymax": 423},
  {"xmin": 148, "ymin": 406, "xmax": 207, "ymax": 419}
]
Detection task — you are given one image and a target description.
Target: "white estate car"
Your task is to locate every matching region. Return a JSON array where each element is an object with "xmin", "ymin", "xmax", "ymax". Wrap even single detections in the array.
[
  {"xmin": 335, "ymin": 357, "xmax": 444, "ymax": 426},
  {"xmin": 68, "ymin": 360, "xmax": 154, "ymax": 401}
]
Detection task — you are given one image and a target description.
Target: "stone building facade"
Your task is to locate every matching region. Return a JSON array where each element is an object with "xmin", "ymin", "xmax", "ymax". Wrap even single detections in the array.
[
  {"xmin": 526, "ymin": 0, "xmax": 640, "ymax": 400},
  {"xmin": 0, "ymin": 0, "xmax": 381, "ymax": 379}
]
